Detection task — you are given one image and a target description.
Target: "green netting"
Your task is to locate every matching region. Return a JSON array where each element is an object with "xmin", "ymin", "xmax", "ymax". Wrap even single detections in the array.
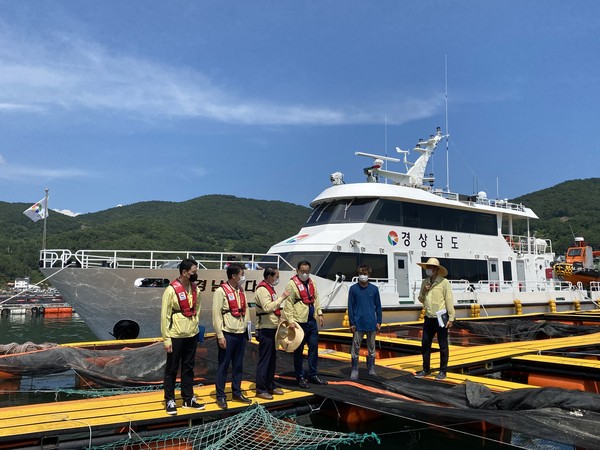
[
  {"xmin": 61, "ymin": 384, "xmax": 168, "ymax": 398},
  {"xmin": 91, "ymin": 403, "xmax": 380, "ymax": 450}
]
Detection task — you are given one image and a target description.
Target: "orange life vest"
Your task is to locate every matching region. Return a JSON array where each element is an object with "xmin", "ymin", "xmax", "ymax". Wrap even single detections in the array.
[
  {"xmin": 220, "ymin": 282, "xmax": 247, "ymax": 318},
  {"xmin": 170, "ymin": 279, "xmax": 197, "ymax": 317},
  {"xmin": 292, "ymin": 275, "xmax": 315, "ymax": 305},
  {"xmin": 256, "ymin": 281, "xmax": 281, "ymax": 317}
]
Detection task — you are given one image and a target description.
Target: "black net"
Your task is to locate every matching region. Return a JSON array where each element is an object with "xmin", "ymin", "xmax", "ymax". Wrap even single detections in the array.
[{"xmin": 2, "ymin": 331, "xmax": 600, "ymax": 448}]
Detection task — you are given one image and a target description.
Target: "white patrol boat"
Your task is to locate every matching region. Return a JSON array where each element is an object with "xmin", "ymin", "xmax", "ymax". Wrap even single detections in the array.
[{"xmin": 39, "ymin": 128, "xmax": 599, "ymax": 340}]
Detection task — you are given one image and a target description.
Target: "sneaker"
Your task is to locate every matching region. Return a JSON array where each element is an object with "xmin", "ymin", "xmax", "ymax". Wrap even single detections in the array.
[
  {"xmin": 165, "ymin": 399, "xmax": 177, "ymax": 415},
  {"xmin": 183, "ymin": 397, "xmax": 206, "ymax": 410},
  {"xmin": 435, "ymin": 371, "xmax": 447, "ymax": 380},
  {"xmin": 414, "ymin": 370, "xmax": 430, "ymax": 378},
  {"xmin": 269, "ymin": 388, "xmax": 284, "ymax": 395}
]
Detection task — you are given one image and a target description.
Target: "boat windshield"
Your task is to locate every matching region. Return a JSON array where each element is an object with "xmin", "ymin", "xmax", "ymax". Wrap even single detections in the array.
[
  {"xmin": 305, "ymin": 199, "xmax": 377, "ymax": 226},
  {"xmin": 305, "ymin": 198, "xmax": 497, "ymax": 236},
  {"xmin": 567, "ymin": 248, "xmax": 582, "ymax": 257}
]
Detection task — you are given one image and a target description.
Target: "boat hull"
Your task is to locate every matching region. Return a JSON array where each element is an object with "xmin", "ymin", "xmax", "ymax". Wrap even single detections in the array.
[{"xmin": 41, "ymin": 266, "xmax": 596, "ymax": 340}]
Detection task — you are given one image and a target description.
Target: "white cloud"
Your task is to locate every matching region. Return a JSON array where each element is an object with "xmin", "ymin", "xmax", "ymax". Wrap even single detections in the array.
[
  {"xmin": 0, "ymin": 162, "xmax": 90, "ymax": 181},
  {"xmin": 0, "ymin": 25, "xmax": 441, "ymax": 126},
  {"xmin": 53, "ymin": 208, "xmax": 80, "ymax": 217},
  {"xmin": 0, "ymin": 102, "xmax": 44, "ymax": 112}
]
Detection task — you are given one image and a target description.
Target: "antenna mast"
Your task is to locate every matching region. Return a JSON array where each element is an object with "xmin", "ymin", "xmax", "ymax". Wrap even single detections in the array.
[
  {"xmin": 384, "ymin": 113, "xmax": 388, "ymax": 178},
  {"xmin": 445, "ymin": 54, "xmax": 450, "ymax": 192}
]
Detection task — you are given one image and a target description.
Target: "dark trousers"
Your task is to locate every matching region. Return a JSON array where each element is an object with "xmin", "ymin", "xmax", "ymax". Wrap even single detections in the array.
[
  {"xmin": 293, "ymin": 319, "xmax": 319, "ymax": 380},
  {"xmin": 163, "ymin": 335, "xmax": 198, "ymax": 402},
  {"xmin": 421, "ymin": 316, "xmax": 449, "ymax": 372},
  {"xmin": 216, "ymin": 331, "xmax": 247, "ymax": 400},
  {"xmin": 255, "ymin": 328, "xmax": 277, "ymax": 393}
]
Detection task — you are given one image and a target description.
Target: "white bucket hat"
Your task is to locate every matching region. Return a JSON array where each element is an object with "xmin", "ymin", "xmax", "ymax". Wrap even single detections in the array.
[
  {"xmin": 417, "ymin": 257, "xmax": 448, "ymax": 277},
  {"xmin": 275, "ymin": 320, "xmax": 304, "ymax": 353}
]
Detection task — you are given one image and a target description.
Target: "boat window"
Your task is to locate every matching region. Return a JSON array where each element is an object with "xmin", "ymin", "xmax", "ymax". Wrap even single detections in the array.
[
  {"xmin": 369, "ymin": 199, "xmax": 497, "ymax": 236},
  {"xmin": 305, "ymin": 202, "xmax": 339, "ymax": 225},
  {"xmin": 317, "ymin": 252, "xmax": 387, "ymax": 281},
  {"xmin": 331, "ymin": 198, "xmax": 377, "ymax": 223},
  {"xmin": 503, "ymin": 261, "xmax": 512, "ymax": 281},
  {"xmin": 567, "ymin": 248, "xmax": 582, "ymax": 257},
  {"xmin": 275, "ymin": 252, "xmax": 329, "ymax": 273},
  {"xmin": 368, "ymin": 199, "xmax": 402, "ymax": 224},
  {"xmin": 306, "ymin": 199, "xmax": 377, "ymax": 226},
  {"xmin": 420, "ymin": 257, "xmax": 488, "ymax": 284}
]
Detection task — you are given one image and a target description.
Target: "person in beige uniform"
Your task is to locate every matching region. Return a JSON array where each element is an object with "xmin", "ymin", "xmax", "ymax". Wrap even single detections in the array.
[
  {"xmin": 283, "ymin": 260, "xmax": 328, "ymax": 388},
  {"xmin": 254, "ymin": 268, "xmax": 289, "ymax": 400},
  {"xmin": 212, "ymin": 263, "xmax": 251, "ymax": 410},
  {"xmin": 160, "ymin": 258, "xmax": 204, "ymax": 416},
  {"xmin": 414, "ymin": 257, "xmax": 455, "ymax": 380}
]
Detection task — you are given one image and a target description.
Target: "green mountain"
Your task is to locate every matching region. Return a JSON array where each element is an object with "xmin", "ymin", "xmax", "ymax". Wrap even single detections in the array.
[
  {"xmin": 2, "ymin": 178, "xmax": 599, "ymax": 285},
  {"xmin": 512, "ymin": 178, "xmax": 600, "ymax": 254},
  {"xmin": 0, "ymin": 195, "xmax": 311, "ymax": 285}
]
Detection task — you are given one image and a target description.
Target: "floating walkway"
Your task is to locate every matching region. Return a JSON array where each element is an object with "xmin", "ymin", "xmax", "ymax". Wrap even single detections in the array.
[
  {"xmin": 2, "ymin": 313, "xmax": 600, "ymax": 448},
  {"xmin": 0, "ymin": 381, "xmax": 316, "ymax": 448}
]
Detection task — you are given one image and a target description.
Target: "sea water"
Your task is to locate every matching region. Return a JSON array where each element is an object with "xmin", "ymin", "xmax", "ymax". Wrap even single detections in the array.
[{"xmin": 0, "ymin": 313, "xmax": 571, "ymax": 449}]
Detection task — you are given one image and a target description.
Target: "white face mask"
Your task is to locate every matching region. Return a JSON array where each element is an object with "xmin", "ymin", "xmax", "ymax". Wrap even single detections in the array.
[
  {"xmin": 298, "ymin": 273, "xmax": 309, "ymax": 282},
  {"xmin": 272, "ymin": 278, "xmax": 280, "ymax": 286},
  {"xmin": 238, "ymin": 275, "xmax": 246, "ymax": 284},
  {"xmin": 425, "ymin": 269, "xmax": 434, "ymax": 277},
  {"xmin": 358, "ymin": 274, "xmax": 369, "ymax": 283}
]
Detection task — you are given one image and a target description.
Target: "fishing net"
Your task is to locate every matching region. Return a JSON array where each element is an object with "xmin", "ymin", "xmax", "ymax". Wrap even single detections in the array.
[
  {"xmin": 90, "ymin": 403, "xmax": 379, "ymax": 450},
  {"xmin": 4, "ymin": 321, "xmax": 600, "ymax": 448},
  {"xmin": 0, "ymin": 341, "xmax": 168, "ymax": 386},
  {"xmin": 452, "ymin": 319, "xmax": 600, "ymax": 344}
]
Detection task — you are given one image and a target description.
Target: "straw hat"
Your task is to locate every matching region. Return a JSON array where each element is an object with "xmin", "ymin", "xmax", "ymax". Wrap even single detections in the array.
[
  {"xmin": 417, "ymin": 257, "xmax": 448, "ymax": 277},
  {"xmin": 276, "ymin": 320, "xmax": 304, "ymax": 353}
]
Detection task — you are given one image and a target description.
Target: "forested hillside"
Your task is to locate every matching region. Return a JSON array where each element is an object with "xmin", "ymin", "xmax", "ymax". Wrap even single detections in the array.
[
  {"xmin": 0, "ymin": 195, "xmax": 311, "ymax": 284},
  {"xmin": 512, "ymin": 178, "xmax": 600, "ymax": 254},
  {"xmin": 2, "ymin": 178, "xmax": 599, "ymax": 285}
]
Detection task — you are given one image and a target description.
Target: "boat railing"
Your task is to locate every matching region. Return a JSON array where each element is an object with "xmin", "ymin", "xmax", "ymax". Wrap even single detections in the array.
[
  {"xmin": 450, "ymin": 279, "xmax": 577, "ymax": 294},
  {"xmin": 449, "ymin": 279, "xmax": 472, "ymax": 292},
  {"xmin": 503, "ymin": 234, "xmax": 553, "ymax": 255},
  {"xmin": 350, "ymin": 277, "xmax": 397, "ymax": 295},
  {"xmin": 432, "ymin": 189, "xmax": 527, "ymax": 212},
  {"xmin": 39, "ymin": 249, "xmax": 295, "ymax": 271},
  {"xmin": 39, "ymin": 249, "xmax": 73, "ymax": 268}
]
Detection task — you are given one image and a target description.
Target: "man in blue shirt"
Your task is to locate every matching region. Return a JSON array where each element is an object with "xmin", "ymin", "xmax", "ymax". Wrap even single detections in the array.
[{"xmin": 348, "ymin": 264, "xmax": 382, "ymax": 380}]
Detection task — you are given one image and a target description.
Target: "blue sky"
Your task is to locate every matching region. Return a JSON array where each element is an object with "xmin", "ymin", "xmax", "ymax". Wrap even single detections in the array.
[{"xmin": 1, "ymin": 1, "xmax": 599, "ymax": 216}]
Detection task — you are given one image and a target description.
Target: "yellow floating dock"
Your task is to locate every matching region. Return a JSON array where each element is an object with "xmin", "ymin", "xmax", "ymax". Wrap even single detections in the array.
[{"xmin": 0, "ymin": 381, "xmax": 315, "ymax": 448}]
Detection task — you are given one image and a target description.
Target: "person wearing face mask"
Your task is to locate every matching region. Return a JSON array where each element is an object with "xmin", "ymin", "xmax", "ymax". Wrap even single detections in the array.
[
  {"xmin": 415, "ymin": 258, "xmax": 455, "ymax": 381},
  {"xmin": 283, "ymin": 260, "xmax": 328, "ymax": 388},
  {"xmin": 254, "ymin": 268, "xmax": 290, "ymax": 400},
  {"xmin": 348, "ymin": 265, "xmax": 382, "ymax": 381},
  {"xmin": 161, "ymin": 258, "xmax": 205, "ymax": 415},
  {"xmin": 212, "ymin": 263, "xmax": 251, "ymax": 410}
]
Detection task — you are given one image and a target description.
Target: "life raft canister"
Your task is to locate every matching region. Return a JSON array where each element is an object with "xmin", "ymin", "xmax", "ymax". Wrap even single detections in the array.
[
  {"xmin": 292, "ymin": 275, "xmax": 315, "ymax": 305},
  {"xmin": 220, "ymin": 282, "xmax": 247, "ymax": 318},
  {"xmin": 170, "ymin": 279, "xmax": 197, "ymax": 317},
  {"xmin": 256, "ymin": 281, "xmax": 281, "ymax": 317}
]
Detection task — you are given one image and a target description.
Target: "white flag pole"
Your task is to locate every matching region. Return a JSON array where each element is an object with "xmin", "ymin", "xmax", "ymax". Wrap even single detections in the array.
[{"xmin": 42, "ymin": 188, "xmax": 49, "ymax": 250}]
